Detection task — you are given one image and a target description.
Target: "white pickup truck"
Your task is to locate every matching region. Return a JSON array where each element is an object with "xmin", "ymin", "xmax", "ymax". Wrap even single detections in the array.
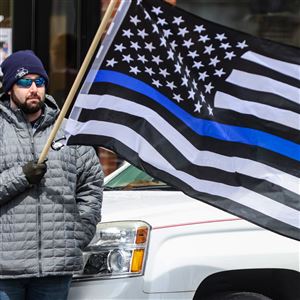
[{"xmin": 68, "ymin": 163, "xmax": 299, "ymax": 300}]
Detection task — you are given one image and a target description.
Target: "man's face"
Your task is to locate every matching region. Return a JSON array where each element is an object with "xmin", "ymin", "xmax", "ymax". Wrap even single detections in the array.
[{"xmin": 9, "ymin": 74, "xmax": 46, "ymax": 114}]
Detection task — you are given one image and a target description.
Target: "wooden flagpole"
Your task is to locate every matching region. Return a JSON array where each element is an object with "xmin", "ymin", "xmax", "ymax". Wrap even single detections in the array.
[{"xmin": 38, "ymin": 0, "xmax": 119, "ymax": 163}]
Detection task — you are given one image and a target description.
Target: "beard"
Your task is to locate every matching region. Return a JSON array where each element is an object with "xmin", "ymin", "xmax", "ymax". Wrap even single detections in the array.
[{"xmin": 10, "ymin": 90, "xmax": 45, "ymax": 114}]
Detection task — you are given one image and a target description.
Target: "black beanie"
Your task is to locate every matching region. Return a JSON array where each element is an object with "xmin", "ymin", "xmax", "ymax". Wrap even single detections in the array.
[{"xmin": 0, "ymin": 50, "xmax": 49, "ymax": 93}]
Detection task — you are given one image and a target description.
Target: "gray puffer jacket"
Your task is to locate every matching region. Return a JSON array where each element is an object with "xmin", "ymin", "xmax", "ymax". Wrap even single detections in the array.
[{"xmin": 0, "ymin": 93, "xmax": 103, "ymax": 278}]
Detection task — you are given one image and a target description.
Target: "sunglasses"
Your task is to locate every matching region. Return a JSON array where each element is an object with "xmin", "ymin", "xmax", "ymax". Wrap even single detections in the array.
[{"xmin": 16, "ymin": 77, "xmax": 46, "ymax": 88}]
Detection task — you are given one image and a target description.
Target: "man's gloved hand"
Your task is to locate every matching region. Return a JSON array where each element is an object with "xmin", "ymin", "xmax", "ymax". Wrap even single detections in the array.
[{"xmin": 22, "ymin": 161, "xmax": 47, "ymax": 184}]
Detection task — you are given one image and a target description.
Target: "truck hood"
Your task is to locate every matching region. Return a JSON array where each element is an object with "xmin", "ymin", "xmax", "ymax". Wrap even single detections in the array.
[{"xmin": 101, "ymin": 190, "xmax": 238, "ymax": 228}]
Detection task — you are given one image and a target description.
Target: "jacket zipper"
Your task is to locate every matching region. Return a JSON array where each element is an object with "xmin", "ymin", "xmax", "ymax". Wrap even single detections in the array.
[{"xmin": 26, "ymin": 120, "xmax": 43, "ymax": 276}]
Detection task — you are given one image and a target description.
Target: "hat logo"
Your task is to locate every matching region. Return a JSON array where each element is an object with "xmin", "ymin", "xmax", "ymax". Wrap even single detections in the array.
[{"xmin": 15, "ymin": 67, "xmax": 29, "ymax": 79}]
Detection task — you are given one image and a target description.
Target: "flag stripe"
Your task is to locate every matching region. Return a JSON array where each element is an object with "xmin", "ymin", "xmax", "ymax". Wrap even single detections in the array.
[
  {"xmin": 234, "ymin": 58, "xmax": 300, "ymax": 89},
  {"xmin": 226, "ymin": 70, "xmax": 299, "ymax": 104},
  {"xmin": 65, "ymin": 118, "xmax": 300, "ymax": 229},
  {"xmin": 220, "ymin": 82, "xmax": 300, "ymax": 115},
  {"xmin": 72, "ymin": 93, "xmax": 300, "ymax": 196},
  {"xmin": 242, "ymin": 51, "xmax": 300, "ymax": 80},
  {"xmin": 91, "ymin": 81, "xmax": 300, "ymax": 143},
  {"xmin": 214, "ymin": 91, "xmax": 300, "ymax": 130},
  {"xmin": 95, "ymin": 70, "xmax": 300, "ymax": 162},
  {"xmin": 77, "ymin": 107, "xmax": 300, "ymax": 210},
  {"xmin": 67, "ymin": 133, "xmax": 300, "ymax": 240},
  {"xmin": 88, "ymin": 82, "xmax": 300, "ymax": 176}
]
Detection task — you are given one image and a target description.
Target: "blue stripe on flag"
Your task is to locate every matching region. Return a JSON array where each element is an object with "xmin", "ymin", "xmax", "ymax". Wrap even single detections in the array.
[{"xmin": 94, "ymin": 70, "xmax": 300, "ymax": 162}]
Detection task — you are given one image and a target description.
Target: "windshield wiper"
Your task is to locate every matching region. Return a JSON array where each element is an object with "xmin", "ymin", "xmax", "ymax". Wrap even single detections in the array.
[
  {"xmin": 126, "ymin": 184, "xmax": 177, "ymax": 191},
  {"xmin": 103, "ymin": 186, "xmax": 125, "ymax": 191},
  {"xmin": 104, "ymin": 184, "xmax": 177, "ymax": 191}
]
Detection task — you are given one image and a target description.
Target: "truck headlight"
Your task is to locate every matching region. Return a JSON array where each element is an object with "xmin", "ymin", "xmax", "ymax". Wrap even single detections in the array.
[{"xmin": 73, "ymin": 221, "xmax": 151, "ymax": 281}]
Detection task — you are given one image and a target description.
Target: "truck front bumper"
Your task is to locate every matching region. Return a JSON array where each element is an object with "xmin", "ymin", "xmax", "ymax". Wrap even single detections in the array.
[{"xmin": 68, "ymin": 277, "xmax": 194, "ymax": 300}]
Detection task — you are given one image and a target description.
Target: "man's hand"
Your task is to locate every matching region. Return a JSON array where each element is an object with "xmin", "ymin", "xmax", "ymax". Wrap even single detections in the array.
[{"xmin": 22, "ymin": 161, "xmax": 47, "ymax": 184}]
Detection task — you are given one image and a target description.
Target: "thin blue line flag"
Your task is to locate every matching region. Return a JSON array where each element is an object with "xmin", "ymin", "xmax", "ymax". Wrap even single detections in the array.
[{"xmin": 65, "ymin": 0, "xmax": 300, "ymax": 240}]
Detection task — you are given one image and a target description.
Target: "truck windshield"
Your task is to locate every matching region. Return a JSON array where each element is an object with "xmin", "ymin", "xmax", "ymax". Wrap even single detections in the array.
[{"xmin": 104, "ymin": 164, "xmax": 174, "ymax": 191}]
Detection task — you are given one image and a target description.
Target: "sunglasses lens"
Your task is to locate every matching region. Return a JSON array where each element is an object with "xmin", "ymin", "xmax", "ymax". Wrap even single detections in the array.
[
  {"xmin": 16, "ymin": 77, "xmax": 45, "ymax": 88},
  {"xmin": 35, "ymin": 77, "xmax": 46, "ymax": 87},
  {"xmin": 16, "ymin": 79, "xmax": 32, "ymax": 88}
]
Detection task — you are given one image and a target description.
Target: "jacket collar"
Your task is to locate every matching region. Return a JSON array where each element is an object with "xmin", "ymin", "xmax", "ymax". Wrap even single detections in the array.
[{"xmin": 0, "ymin": 93, "xmax": 60, "ymax": 130}]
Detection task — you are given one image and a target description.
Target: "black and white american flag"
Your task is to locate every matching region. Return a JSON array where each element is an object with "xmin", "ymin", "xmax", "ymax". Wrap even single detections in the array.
[{"xmin": 65, "ymin": 0, "xmax": 300, "ymax": 240}]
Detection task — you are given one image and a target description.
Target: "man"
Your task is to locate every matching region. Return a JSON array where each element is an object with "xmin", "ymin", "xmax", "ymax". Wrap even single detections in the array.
[{"xmin": 0, "ymin": 50, "xmax": 103, "ymax": 300}]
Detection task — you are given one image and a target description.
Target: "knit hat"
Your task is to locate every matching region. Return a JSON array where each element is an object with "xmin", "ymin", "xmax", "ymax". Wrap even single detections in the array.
[{"xmin": 0, "ymin": 50, "xmax": 49, "ymax": 93}]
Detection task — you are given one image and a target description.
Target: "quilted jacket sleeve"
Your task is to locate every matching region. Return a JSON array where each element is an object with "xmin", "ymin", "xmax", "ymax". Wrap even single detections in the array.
[
  {"xmin": 76, "ymin": 146, "xmax": 103, "ymax": 249},
  {"xmin": 0, "ymin": 164, "xmax": 31, "ymax": 206}
]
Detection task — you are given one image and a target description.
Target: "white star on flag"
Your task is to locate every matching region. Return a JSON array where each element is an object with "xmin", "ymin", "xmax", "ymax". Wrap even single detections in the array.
[
  {"xmin": 194, "ymin": 101, "xmax": 203, "ymax": 112},
  {"xmin": 130, "ymin": 15, "xmax": 141, "ymax": 26},
  {"xmin": 194, "ymin": 24, "xmax": 206, "ymax": 33},
  {"xmin": 173, "ymin": 16, "xmax": 184, "ymax": 25}
]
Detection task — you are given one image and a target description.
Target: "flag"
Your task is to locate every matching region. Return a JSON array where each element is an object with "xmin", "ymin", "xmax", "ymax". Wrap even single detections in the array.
[{"xmin": 65, "ymin": 0, "xmax": 300, "ymax": 240}]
